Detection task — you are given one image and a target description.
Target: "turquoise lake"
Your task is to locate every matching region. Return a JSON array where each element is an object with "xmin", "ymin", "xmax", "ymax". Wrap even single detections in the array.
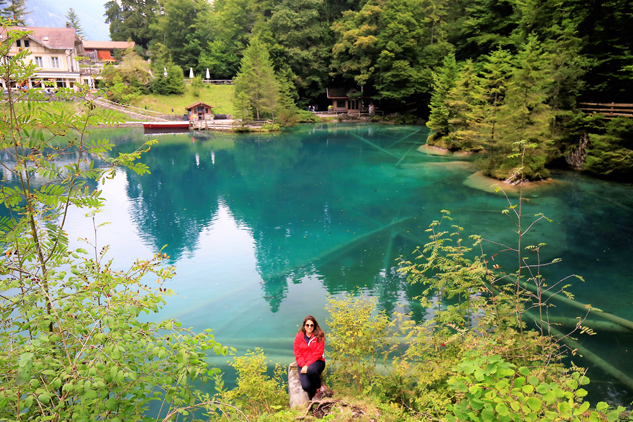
[{"xmin": 10, "ymin": 123, "xmax": 633, "ymax": 405}]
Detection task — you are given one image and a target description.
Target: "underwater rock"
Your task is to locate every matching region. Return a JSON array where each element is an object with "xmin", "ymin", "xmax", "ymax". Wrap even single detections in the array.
[
  {"xmin": 417, "ymin": 144, "xmax": 452, "ymax": 156},
  {"xmin": 463, "ymin": 171, "xmax": 565, "ymax": 196}
]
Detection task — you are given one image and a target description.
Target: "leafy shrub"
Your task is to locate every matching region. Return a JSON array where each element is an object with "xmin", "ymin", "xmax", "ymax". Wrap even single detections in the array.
[
  {"xmin": 216, "ymin": 349, "xmax": 288, "ymax": 419},
  {"xmin": 276, "ymin": 108, "xmax": 302, "ymax": 126},
  {"xmin": 191, "ymin": 75, "xmax": 204, "ymax": 97},
  {"xmin": 296, "ymin": 110, "xmax": 321, "ymax": 123},
  {"xmin": 447, "ymin": 353, "xmax": 627, "ymax": 422},
  {"xmin": 584, "ymin": 117, "xmax": 633, "ymax": 180},
  {"xmin": 261, "ymin": 122, "xmax": 281, "ymax": 131},
  {"xmin": 101, "ymin": 47, "xmax": 151, "ymax": 104},
  {"xmin": 150, "ymin": 63, "xmax": 186, "ymax": 95},
  {"xmin": 325, "ymin": 294, "xmax": 390, "ymax": 391}
]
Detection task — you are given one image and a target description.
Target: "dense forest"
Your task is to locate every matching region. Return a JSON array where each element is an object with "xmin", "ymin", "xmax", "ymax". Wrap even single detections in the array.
[{"xmin": 103, "ymin": 0, "xmax": 633, "ymax": 181}]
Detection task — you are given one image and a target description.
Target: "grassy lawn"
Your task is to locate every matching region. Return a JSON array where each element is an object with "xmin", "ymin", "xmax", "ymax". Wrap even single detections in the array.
[
  {"xmin": 4, "ymin": 101, "xmax": 133, "ymax": 123},
  {"xmin": 132, "ymin": 84, "xmax": 235, "ymax": 116}
]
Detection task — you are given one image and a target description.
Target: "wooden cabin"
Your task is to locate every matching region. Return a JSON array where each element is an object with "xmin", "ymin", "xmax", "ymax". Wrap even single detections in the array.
[
  {"xmin": 326, "ymin": 87, "xmax": 366, "ymax": 114},
  {"xmin": 83, "ymin": 40, "xmax": 135, "ymax": 63},
  {"xmin": 186, "ymin": 102, "xmax": 214, "ymax": 120}
]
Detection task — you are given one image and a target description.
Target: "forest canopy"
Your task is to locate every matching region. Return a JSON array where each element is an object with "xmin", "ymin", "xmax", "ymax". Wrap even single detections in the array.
[{"xmin": 101, "ymin": 0, "xmax": 633, "ymax": 181}]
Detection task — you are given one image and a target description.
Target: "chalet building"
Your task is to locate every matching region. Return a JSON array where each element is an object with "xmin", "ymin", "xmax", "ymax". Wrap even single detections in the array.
[
  {"xmin": 0, "ymin": 26, "xmax": 92, "ymax": 89},
  {"xmin": 186, "ymin": 101, "xmax": 214, "ymax": 120},
  {"xmin": 83, "ymin": 40, "xmax": 135, "ymax": 63},
  {"xmin": 326, "ymin": 87, "xmax": 367, "ymax": 114}
]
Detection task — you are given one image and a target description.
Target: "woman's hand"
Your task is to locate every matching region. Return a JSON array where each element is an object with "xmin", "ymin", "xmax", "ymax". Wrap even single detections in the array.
[{"xmin": 301, "ymin": 366, "xmax": 308, "ymax": 374}]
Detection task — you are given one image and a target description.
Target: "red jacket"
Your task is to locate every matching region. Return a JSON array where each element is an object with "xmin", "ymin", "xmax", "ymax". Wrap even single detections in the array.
[{"xmin": 294, "ymin": 332, "xmax": 325, "ymax": 368}]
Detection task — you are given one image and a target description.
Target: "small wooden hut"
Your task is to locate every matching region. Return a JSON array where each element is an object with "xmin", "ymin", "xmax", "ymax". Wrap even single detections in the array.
[
  {"xmin": 186, "ymin": 102, "xmax": 214, "ymax": 120},
  {"xmin": 326, "ymin": 88, "xmax": 366, "ymax": 114}
]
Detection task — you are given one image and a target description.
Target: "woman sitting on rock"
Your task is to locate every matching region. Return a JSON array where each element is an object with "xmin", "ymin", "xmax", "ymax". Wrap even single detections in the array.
[{"xmin": 294, "ymin": 315, "xmax": 332, "ymax": 400}]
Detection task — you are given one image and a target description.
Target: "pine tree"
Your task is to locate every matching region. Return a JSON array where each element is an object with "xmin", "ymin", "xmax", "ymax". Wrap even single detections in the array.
[
  {"xmin": 496, "ymin": 34, "xmax": 557, "ymax": 181},
  {"xmin": 65, "ymin": 8, "xmax": 85, "ymax": 39},
  {"xmin": 426, "ymin": 52, "xmax": 458, "ymax": 148},
  {"xmin": 233, "ymin": 37, "xmax": 280, "ymax": 121},
  {"xmin": 422, "ymin": 0, "xmax": 449, "ymax": 45},
  {"xmin": 233, "ymin": 91, "xmax": 253, "ymax": 127},
  {"xmin": 471, "ymin": 48, "xmax": 514, "ymax": 155},
  {"xmin": 1, "ymin": 0, "xmax": 31, "ymax": 25},
  {"xmin": 446, "ymin": 60, "xmax": 481, "ymax": 151}
]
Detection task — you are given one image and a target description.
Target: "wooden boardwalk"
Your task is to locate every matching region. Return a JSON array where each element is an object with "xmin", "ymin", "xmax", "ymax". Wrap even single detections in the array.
[
  {"xmin": 190, "ymin": 119, "xmax": 236, "ymax": 131},
  {"xmin": 189, "ymin": 119, "xmax": 271, "ymax": 131}
]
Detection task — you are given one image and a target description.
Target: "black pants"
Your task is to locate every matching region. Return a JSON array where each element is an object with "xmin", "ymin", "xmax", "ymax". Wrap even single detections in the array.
[{"xmin": 299, "ymin": 360, "xmax": 325, "ymax": 399}]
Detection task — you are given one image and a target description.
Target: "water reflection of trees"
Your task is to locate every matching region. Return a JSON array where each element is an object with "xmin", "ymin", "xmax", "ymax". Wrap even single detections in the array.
[
  {"xmin": 117, "ymin": 127, "xmax": 435, "ymax": 315},
  {"xmin": 123, "ymin": 137, "xmax": 231, "ymax": 261}
]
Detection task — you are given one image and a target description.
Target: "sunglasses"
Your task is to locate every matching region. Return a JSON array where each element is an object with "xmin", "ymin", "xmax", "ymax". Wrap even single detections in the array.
[{"xmin": 305, "ymin": 323, "xmax": 314, "ymax": 327}]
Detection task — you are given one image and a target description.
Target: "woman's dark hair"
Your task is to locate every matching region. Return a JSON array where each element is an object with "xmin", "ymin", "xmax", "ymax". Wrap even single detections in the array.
[{"xmin": 299, "ymin": 315, "xmax": 325, "ymax": 342}]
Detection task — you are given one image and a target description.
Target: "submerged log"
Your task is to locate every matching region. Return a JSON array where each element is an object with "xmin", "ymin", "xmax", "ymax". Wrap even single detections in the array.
[
  {"xmin": 288, "ymin": 362, "xmax": 309, "ymax": 409},
  {"xmin": 541, "ymin": 316, "xmax": 633, "ymax": 335},
  {"xmin": 523, "ymin": 310, "xmax": 633, "ymax": 392},
  {"xmin": 260, "ymin": 216, "xmax": 413, "ymax": 281},
  {"xmin": 519, "ymin": 281, "xmax": 633, "ymax": 332},
  {"xmin": 351, "ymin": 133, "xmax": 401, "ymax": 159}
]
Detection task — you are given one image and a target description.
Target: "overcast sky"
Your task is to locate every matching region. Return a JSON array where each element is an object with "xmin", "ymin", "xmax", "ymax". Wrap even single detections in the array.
[{"xmin": 26, "ymin": 0, "xmax": 111, "ymax": 41}]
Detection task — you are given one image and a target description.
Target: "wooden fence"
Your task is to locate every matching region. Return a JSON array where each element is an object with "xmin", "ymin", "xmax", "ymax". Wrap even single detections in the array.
[
  {"xmin": 579, "ymin": 102, "xmax": 633, "ymax": 118},
  {"xmin": 183, "ymin": 79, "xmax": 233, "ymax": 85}
]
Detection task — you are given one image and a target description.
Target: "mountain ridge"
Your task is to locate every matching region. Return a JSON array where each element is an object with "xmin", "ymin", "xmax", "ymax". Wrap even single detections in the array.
[{"xmin": 24, "ymin": 0, "xmax": 110, "ymax": 41}]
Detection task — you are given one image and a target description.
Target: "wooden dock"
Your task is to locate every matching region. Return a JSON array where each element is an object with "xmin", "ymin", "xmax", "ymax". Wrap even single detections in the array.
[
  {"xmin": 189, "ymin": 119, "xmax": 236, "ymax": 131},
  {"xmin": 189, "ymin": 119, "xmax": 280, "ymax": 132},
  {"xmin": 579, "ymin": 102, "xmax": 633, "ymax": 119}
]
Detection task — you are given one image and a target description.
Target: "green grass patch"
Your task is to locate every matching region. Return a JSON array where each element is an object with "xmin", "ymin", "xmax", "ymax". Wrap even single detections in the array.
[
  {"xmin": 132, "ymin": 84, "xmax": 234, "ymax": 116},
  {"xmin": 2, "ymin": 101, "xmax": 141, "ymax": 125}
]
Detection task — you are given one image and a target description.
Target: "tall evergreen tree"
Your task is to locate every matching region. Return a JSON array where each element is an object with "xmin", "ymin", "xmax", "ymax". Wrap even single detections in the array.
[
  {"xmin": 103, "ymin": 1, "xmax": 124, "ymax": 41},
  {"xmin": 471, "ymin": 48, "xmax": 513, "ymax": 158},
  {"xmin": 233, "ymin": 38, "xmax": 279, "ymax": 121},
  {"xmin": 65, "ymin": 8, "xmax": 85, "ymax": 39},
  {"xmin": 496, "ymin": 34, "xmax": 557, "ymax": 181},
  {"xmin": 446, "ymin": 59, "xmax": 481, "ymax": 150},
  {"xmin": 427, "ymin": 52, "xmax": 459, "ymax": 146},
  {"xmin": 1, "ymin": 0, "xmax": 30, "ymax": 25},
  {"xmin": 233, "ymin": 91, "xmax": 253, "ymax": 127}
]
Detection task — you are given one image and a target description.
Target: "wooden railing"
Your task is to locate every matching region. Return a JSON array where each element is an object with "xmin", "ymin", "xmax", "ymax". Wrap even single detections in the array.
[{"xmin": 579, "ymin": 102, "xmax": 633, "ymax": 118}]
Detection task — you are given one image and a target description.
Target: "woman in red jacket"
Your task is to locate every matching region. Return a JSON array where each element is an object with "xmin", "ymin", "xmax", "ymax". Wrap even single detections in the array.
[{"xmin": 294, "ymin": 315, "xmax": 329, "ymax": 400}]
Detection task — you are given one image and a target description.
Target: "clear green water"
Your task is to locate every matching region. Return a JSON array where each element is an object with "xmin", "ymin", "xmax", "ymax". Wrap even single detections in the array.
[{"xmin": 8, "ymin": 123, "xmax": 633, "ymax": 405}]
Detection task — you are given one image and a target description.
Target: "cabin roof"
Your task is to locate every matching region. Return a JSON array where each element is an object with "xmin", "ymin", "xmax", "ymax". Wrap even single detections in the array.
[
  {"xmin": 326, "ymin": 87, "xmax": 363, "ymax": 99},
  {"xmin": 185, "ymin": 101, "xmax": 213, "ymax": 110}
]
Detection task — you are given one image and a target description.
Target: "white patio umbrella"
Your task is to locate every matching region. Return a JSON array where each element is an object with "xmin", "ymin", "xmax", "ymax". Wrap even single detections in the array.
[
  {"xmin": 206, "ymin": 68, "xmax": 210, "ymax": 79},
  {"xmin": 189, "ymin": 67, "xmax": 194, "ymax": 78},
  {"xmin": 163, "ymin": 67, "xmax": 167, "ymax": 77}
]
